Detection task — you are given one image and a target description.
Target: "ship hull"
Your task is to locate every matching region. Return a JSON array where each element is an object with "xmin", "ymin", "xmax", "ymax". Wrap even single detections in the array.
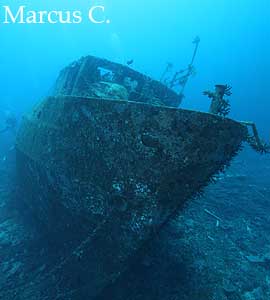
[{"xmin": 16, "ymin": 96, "xmax": 247, "ymax": 298}]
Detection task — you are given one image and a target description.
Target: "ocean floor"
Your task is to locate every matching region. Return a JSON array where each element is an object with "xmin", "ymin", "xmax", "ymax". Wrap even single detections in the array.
[{"xmin": 0, "ymin": 147, "xmax": 269, "ymax": 300}]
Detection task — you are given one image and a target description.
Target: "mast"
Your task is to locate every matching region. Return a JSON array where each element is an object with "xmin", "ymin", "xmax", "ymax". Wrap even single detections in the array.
[{"xmin": 179, "ymin": 36, "xmax": 200, "ymax": 98}]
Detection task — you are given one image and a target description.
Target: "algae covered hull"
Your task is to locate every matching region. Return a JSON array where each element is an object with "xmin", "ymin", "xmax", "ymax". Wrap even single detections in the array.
[{"xmin": 16, "ymin": 93, "xmax": 247, "ymax": 298}]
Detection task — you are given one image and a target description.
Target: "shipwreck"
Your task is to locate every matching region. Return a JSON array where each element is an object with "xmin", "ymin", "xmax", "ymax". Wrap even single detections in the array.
[{"xmin": 15, "ymin": 55, "xmax": 247, "ymax": 299}]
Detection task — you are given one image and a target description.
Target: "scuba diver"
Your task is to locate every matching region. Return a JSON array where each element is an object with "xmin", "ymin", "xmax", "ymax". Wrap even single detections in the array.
[
  {"xmin": 0, "ymin": 112, "xmax": 17, "ymax": 134},
  {"xmin": 0, "ymin": 111, "xmax": 17, "ymax": 162}
]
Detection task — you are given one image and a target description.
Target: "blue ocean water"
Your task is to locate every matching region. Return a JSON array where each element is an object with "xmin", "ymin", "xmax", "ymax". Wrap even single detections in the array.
[
  {"xmin": 0, "ymin": 1, "xmax": 269, "ymax": 299},
  {"xmin": 1, "ymin": 0, "xmax": 269, "ymax": 133}
]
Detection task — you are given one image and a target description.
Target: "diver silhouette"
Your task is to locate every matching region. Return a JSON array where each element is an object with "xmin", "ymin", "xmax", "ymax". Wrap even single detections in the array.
[{"xmin": 0, "ymin": 113, "xmax": 17, "ymax": 134}]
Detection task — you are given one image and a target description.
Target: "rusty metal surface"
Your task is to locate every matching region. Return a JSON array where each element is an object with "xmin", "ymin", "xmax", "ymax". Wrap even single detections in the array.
[
  {"xmin": 51, "ymin": 56, "xmax": 182, "ymax": 107},
  {"xmin": 14, "ymin": 94, "xmax": 247, "ymax": 299}
]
